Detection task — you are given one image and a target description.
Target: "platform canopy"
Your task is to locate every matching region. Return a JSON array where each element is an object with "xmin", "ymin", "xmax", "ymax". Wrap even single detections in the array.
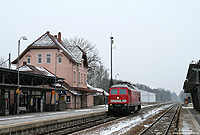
[
  {"xmin": 183, "ymin": 63, "xmax": 200, "ymax": 93},
  {"xmin": 183, "ymin": 81, "xmax": 199, "ymax": 93},
  {"xmin": 0, "ymin": 67, "xmax": 65, "ymax": 92}
]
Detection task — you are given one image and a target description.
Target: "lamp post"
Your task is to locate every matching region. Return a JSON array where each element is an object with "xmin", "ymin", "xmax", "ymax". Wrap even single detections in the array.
[
  {"xmin": 54, "ymin": 52, "xmax": 57, "ymax": 111},
  {"xmin": 110, "ymin": 36, "xmax": 114, "ymax": 87},
  {"xmin": 54, "ymin": 50, "xmax": 63, "ymax": 111},
  {"xmin": 17, "ymin": 36, "xmax": 27, "ymax": 114},
  {"xmin": 77, "ymin": 62, "xmax": 80, "ymax": 109}
]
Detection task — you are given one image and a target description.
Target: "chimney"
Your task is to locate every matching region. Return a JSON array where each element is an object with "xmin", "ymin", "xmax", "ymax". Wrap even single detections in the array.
[
  {"xmin": 58, "ymin": 32, "xmax": 61, "ymax": 43},
  {"xmin": 23, "ymin": 61, "xmax": 27, "ymax": 66}
]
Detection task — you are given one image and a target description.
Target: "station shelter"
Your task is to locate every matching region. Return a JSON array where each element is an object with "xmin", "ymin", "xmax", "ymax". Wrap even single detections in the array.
[
  {"xmin": 183, "ymin": 63, "xmax": 200, "ymax": 112},
  {"xmin": 0, "ymin": 67, "xmax": 65, "ymax": 115}
]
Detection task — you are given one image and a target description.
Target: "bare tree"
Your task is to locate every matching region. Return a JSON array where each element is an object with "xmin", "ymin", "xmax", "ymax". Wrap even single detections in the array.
[
  {"xmin": 0, "ymin": 57, "xmax": 7, "ymax": 68},
  {"xmin": 63, "ymin": 37, "xmax": 110, "ymax": 88},
  {"xmin": 63, "ymin": 37, "xmax": 101, "ymax": 71}
]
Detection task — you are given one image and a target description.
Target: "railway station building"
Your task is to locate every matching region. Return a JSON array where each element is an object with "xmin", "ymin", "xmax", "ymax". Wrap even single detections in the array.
[
  {"xmin": 11, "ymin": 31, "xmax": 99, "ymax": 112},
  {"xmin": 183, "ymin": 62, "xmax": 200, "ymax": 112}
]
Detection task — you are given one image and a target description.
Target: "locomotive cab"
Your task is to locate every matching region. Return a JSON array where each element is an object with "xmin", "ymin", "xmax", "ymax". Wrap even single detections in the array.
[
  {"xmin": 108, "ymin": 82, "xmax": 141, "ymax": 116},
  {"xmin": 108, "ymin": 88, "xmax": 130, "ymax": 115}
]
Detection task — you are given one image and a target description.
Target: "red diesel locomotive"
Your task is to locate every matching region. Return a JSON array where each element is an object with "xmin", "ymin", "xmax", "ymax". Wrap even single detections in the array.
[{"xmin": 108, "ymin": 82, "xmax": 141, "ymax": 115}]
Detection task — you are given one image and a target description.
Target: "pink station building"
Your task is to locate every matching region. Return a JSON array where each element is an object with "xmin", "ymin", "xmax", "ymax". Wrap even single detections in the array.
[{"xmin": 12, "ymin": 31, "xmax": 97, "ymax": 111}]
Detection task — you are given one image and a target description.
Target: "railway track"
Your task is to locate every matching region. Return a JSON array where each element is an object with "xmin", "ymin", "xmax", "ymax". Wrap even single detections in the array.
[
  {"xmin": 139, "ymin": 103, "xmax": 181, "ymax": 135},
  {"xmin": 44, "ymin": 116, "xmax": 118, "ymax": 135},
  {"xmin": 47, "ymin": 102, "xmax": 172, "ymax": 135},
  {"xmin": 0, "ymin": 102, "xmax": 177, "ymax": 135}
]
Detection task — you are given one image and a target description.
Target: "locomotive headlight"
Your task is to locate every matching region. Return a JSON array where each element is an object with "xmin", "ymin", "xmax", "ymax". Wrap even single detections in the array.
[
  {"xmin": 110, "ymin": 104, "xmax": 112, "ymax": 106},
  {"xmin": 117, "ymin": 97, "xmax": 119, "ymax": 99},
  {"xmin": 125, "ymin": 104, "xmax": 127, "ymax": 106}
]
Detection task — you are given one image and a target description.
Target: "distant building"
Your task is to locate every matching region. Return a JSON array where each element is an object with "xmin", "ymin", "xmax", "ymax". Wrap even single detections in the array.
[
  {"xmin": 139, "ymin": 90, "xmax": 156, "ymax": 103},
  {"xmin": 87, "ymin": 84, "xmax": 109, "ymax": 105}
]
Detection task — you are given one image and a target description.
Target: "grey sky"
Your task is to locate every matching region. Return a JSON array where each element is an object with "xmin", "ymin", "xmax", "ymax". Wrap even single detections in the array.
[{"xmin": 1, "ymin": 0, "xmax": 200, "ymax": 94}]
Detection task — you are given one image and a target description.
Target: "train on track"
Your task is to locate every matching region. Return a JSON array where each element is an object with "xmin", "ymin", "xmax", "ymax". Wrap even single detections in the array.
[{"xmin": 108, "ymin": 82, "xmax": 141, "ymax": 115}]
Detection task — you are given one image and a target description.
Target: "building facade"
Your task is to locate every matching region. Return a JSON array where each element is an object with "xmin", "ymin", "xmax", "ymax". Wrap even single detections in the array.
[{"xmin": 12, "ymin": 31, "xmax": 94, "ymax": 109}]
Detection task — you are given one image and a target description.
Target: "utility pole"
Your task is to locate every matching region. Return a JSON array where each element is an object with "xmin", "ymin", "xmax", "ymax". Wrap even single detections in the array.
[{"xmin": 110, "ymin": 36, "xmax": 114, "ymax": 87}]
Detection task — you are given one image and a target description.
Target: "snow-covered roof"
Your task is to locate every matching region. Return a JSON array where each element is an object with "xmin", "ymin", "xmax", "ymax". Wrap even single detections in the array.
[
  {"xmin": 87, "ymin": 83, "xmax": 109, "ymax": 96},
  {"xmin": 12, "ymin": 31, "xmax": 87, "ymax": 65},
  {"xmin": 54, "ymin": 39, "xmax": 81, "ymax": 63},
  {"xmin": 62, "ymin": 86, "xmax": 81, "ymax": 95},
  {"xmin": 95, "ymin": 88, "xmax": 109, "ymax": 96},
  {"xmin": 31, "ymin": 33, "xmax": 56, "ymax": 47},
  {"xmin": 87, "ymin": 83, "xmax": 93, "ymax": 89},
  {"xmin": 111, "ymin": 82, "xmax": 142, "ymax": 92},
  {"xmin": 111, "ymin": 84, "xmax": 140, "ymax": 92},
  {"xmin": 19, "ymin": 65, "xmax": 32, "ymax": 72},
  {"xmin": 19, "ymin": 64, "xmax": 55, "ymax": 77},
  {"xmin": 35, "ymin": 67, "xmax": 54, "ymax": 77}
]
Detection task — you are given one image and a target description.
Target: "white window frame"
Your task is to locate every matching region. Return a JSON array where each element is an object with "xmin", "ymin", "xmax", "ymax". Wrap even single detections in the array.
[
  {"xmin": 78, "ymin": 71, "xmax": 80, "ymax": 83},
  {"xmin": 27, "ymin": 56, "xmax": 30, "ymax": 64},
  {"xmin": 73, "ymin": 71, "xmax": 76, "ymax": 83},
  {"xmin": 46, "ymin": 54, "xmax": 51, "ymax": 64},
  {"xmin": 58, "ymin": 55, "xmax": 62, "ymax": 64},
  {"xmin": 37, "ymin": 54, "xmax": 42, "ymax": 64},
  {"xmin": 81, "ymin": 73, "xmax": 83, "ymax": 83},
  {"xmin": 84, "ymin": 73, "xmax": 86, "ymax": 84}
]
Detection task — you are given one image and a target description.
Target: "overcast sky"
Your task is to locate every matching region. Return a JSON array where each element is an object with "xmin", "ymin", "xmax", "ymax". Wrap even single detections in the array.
[{"xmin": 1, "ymin": 0, "xmax": 200, "ymax": 95}]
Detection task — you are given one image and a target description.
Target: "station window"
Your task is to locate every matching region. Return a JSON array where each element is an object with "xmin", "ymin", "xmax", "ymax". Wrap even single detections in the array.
[
  {"xmin": 81, "ymin": 73, "xmax": 83, "ymax": 83},
  {"xmin": 78, "ymin": 72, "xmax": 80, "ymax": 83},
  {"xmin": 27, "ymin": 56, "xmax": 30, "ymax": 64},
  {"xmin": 84, "ymin": 74, "xmax": 86, "ymax": 84},
  {"xmin": 37, "ymin": 54, "xmax": 42, "ymax": 64},
  {"xmin": 110, "ymin": 89, "xmax": 117, "ymax": 95},
  {"xmin": 66, "ymin": 96, "xmax": 71, "ymax": 103},
  {"xmin": 46, "ymin": 54, "xmax": 51, "ymax": 64},
  {"xmin": 73, "ymin": 71, "xmax": 76, "ymax": 83},
  {"xmin": 58, "ymin": 55, "xmax": 62, "ymax": 64},
  {"xmin": 119, "ymin": 89, "xmax": 127, "ymax": 95}
]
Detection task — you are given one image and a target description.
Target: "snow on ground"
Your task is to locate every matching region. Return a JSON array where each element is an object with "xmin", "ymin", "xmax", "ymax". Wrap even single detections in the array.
[
  {"xmin": 181, "ymin": 121, "xmax": 194, "ymax": 135},
  {"xmin": 179, "ymin": 107, "xmax": 200, "ymax": 135},
  {"xmin": 0, "ymin": 116, "xmax": 33, "ymax": 121},
  {"xmin": 78, "ymin": 104, "xmax": 171, "ymax": 135},
  {"xmin": 75, "ymin": 105, "xmax": 108, "ymax": 112}
]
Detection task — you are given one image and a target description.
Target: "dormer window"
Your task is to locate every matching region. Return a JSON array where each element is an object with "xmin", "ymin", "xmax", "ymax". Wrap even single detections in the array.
[{"xmin": 27, "ymin": 56, "xmax": 30, "ymax": 64}]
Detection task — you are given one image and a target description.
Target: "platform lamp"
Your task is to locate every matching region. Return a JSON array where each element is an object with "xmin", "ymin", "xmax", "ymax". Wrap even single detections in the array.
[{"xmin": 17, "ymin": 36, "xmax": 27, "ymax": 115}]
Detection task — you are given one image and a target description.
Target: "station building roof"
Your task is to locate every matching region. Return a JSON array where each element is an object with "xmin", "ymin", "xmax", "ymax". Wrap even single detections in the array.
[{"xmin": 183, "ymin": 63, "xmax": 200, "ymax": 93}]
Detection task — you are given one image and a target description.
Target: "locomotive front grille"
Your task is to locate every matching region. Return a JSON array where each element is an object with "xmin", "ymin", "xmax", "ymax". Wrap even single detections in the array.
[{"xmin": 110, "ymin": 99, "xmax": 127, "ymax": 102}]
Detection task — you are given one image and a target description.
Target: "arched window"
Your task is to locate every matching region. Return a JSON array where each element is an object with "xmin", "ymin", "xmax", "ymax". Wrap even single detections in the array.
[
  {"xmin": 58, "ymin": 55, "xmax": 62, "ymax": 64},
  {"xmin": 27, "ymin": 56, "xmax": 30, "ymax": 64},
  {"xmin": 26, "ymin": 55, "xmax": 31, "ymax": 64}
]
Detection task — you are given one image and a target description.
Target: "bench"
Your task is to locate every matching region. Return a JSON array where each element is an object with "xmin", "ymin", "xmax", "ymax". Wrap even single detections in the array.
[{"xmin": 18, "ymin": 107, "xmax": 28, "ymax": 113}]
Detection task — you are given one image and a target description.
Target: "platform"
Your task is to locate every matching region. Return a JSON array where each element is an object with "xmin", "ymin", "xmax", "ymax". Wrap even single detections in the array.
[
  {"xmin": 0, "ymin": 105, "xmax": 108, "ymax": 128},
  {"xmin": 179, "ymin": 106, "xmax": 200, "ymax": 134}
]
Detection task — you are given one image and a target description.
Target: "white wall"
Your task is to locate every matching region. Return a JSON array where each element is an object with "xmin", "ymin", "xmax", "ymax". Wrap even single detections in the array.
[{"xmin": 140, "ymin": 90, "xmax": 156, "ymax": 102}]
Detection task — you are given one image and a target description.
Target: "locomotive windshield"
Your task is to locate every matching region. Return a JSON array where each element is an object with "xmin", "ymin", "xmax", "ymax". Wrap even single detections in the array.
[
  {"xmin": 119, "ymin": 89, "xmax": 127, "ymax": 94},
  {"xmin": 110, "ymin": 89, "xmax": 117, "ymax": 94}
]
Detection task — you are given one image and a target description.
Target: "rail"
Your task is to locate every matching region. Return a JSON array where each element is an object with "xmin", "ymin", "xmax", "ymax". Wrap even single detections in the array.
[{"xmin": 139, "ymin": 103, "xmax": 180, "ymax": 135}]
